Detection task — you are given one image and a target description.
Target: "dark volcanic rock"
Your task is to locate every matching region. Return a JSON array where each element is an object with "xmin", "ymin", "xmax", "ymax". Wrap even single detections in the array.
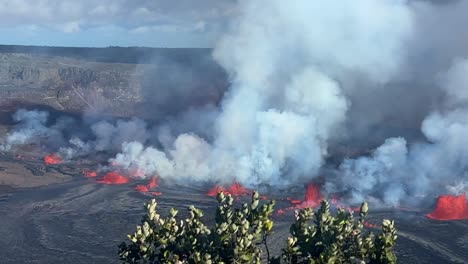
[
  {"xmin": 24, "ymin": 164, "xmax": 46, "ymax": 176},
  {"xmin": 0, "ymin": 177, "xmax": 467, "ymax": 264}
]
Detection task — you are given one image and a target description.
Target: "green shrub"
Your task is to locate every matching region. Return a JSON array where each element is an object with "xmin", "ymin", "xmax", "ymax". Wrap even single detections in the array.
[
  {"xmin": 119, "ymin": 191, "xmax": 275, "ymax": 263},
  {"xmin": 283, "ymin": 201, "xmax": 397, "ymax": 264},
  {"xmin": 119, "ymin": 193, "xmax": 397, "ymax": 264}
]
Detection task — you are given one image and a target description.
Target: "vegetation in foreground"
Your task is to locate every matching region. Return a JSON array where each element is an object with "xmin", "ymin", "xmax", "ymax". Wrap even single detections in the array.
[{"xmin": 119, "ymin": 192, "xmax": 397, "ymax": 264}]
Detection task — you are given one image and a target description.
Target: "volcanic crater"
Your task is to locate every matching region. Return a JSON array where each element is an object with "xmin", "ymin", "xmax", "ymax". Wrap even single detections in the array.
[
  {"xmin": 1, "ymin": 140, "xmax": 467, "ymax": 264},
  {"xmin": 0, "ymin": 46, "xmax": 467, "ymax": 264}
]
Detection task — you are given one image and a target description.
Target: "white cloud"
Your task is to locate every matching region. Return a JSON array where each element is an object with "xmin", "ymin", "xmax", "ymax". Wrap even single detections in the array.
[
  {"xmin": 130, "ymin": 22, "xmax": 208, "ymax": 34},
  {"xmin": 131, "ymin": 26, "xmax": 150, "ymax": 34},
  {"xmin": 59, "ymin": 21, "xmax": 81, "ymax": 33},
  {"xmin": 0, "ymin": 0, "xmax": 235, "ymax": 30}
]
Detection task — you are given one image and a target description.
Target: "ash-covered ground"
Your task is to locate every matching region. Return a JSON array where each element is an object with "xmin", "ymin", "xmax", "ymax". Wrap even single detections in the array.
[{"xmin": 0, "ymin": 135, "xmax": 467, "ymax": 264}]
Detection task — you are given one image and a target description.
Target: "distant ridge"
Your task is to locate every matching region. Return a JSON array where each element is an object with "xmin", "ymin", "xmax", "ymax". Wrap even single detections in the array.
[{"xmin": 0, "ymin": 44, "xmax": 212, "ymax": 64}]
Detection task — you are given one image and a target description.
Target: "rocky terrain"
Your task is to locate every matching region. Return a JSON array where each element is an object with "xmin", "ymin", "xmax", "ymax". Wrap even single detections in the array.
[{"xmin": 0, "ymin": 45, "xmax": 227, "ymax": 118}]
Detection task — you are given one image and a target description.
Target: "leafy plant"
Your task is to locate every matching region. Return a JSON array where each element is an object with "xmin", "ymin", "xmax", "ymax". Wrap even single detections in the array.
[
  {"xmin": 119, "ymin": 194, "xmax": 398, "ymax": 264},
  {"xmin": 119, "ymin": 191, "xmax": 276, "ymax": 263},
  {"xmin": 282, "ymin": 201, "xmax": 397, "ymax": 264}
]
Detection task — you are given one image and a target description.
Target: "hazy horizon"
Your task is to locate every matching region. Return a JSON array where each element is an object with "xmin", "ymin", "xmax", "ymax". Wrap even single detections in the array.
[{"xmin": 0, "ymin": 0, "xmax": 236, "ymax": 48}]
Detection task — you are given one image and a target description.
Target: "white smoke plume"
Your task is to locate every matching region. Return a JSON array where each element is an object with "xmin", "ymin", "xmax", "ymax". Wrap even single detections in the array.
[
  {"xmin": 0, "ymin": 109, "xmax": 67, "ymax": 151},
  {"xmin": 111, "ymin": 0, "xmax": 412, "ymax": 186},
  {"xmin": 0, "ymin": 109, "xmax": 151, "ymax": 160},
  {"xmin": 331, "ymin": 58, "xmax": 468, "ymax": 205},
  {"xmin": 59, "ymin": 118, "xmax": 150, "ymax": 159}
]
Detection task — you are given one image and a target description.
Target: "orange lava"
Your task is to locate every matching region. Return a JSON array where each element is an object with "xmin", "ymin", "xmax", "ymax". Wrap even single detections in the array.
[
  {"xmin": 147, "ymin": 177, "xmax": 158, "ymax": 188},
  {"xmin": 134, "ymin": 177, "xmax": 159, "ymax": 194},
  {"xmin": 43, "ymin": 153, "xmax": 63, "ymax": 165},
  {"xmin": 363, "ymin": 221, "xmax": 379, "ymax": 228},
  {"xmin": 426, "ymin": 193, "xmax": 468, "ymax": 221},
  {"xmin": 206, "ymin": 182, "xmax": 250, "ymax": 197},
  {"xmin": 277, "ymin": 209, "xmax": 285, "ymax": 215},
  {"xmin": 305, "ymin": 183, "xmax": 322, "ymax": 203},
  {"xmin": 288, "ymin": 199, "xmax": 302, "ymax": 204},
  {"xmin": 206, "ymin": 185, "xmax": 227, "ymax": 196},
  {"xmin": 331, "ymin": 196, "xmax": 338, "ymax": 205},
  {"xmin": 227, "ymin": 182, "xmax": 249, "ymax": 196},
  {"xmin": 134, "ymin": 185, "xmax": 149, "ymax": 192},
  {"xmin": 96, "ymin": 172, "xmax": 130, "ymax": 185},
  {"xmin": 82, "ymin": 169, "xmax": 97, "ymax": 178},
  {"xmin": 292, "ymin": 183, "xmax": 323, "ymax": 209}
]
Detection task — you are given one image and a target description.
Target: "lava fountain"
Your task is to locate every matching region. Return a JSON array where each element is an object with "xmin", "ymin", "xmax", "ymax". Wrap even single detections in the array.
[
  {"xmin": 426, "ymin": 193, "xmax": 468, "ymax": 221},
  {"xmin": 294, "ymin": 183, "xmax": 323, "ymax": 209}
]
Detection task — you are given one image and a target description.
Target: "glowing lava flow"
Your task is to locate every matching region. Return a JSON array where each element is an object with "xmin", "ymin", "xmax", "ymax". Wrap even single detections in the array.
[
  {"xmin": 206, "ymin": 182, "xmax": 250, "ymax": 197},
  {"xmin": 96, "ymin": 171, "xmax": 129, "ymax": 185},
  {"xmin": 206, "ymin": 185, "xmax": 227, "ymax": 196},
  {"xmin": 363, "ymin": 221, "xmax": 379, "ymax": 228},
  {"xmin": 228, "ymin": 182, "xmax": 249, "ymax": 196},
  {"xmin": 134, "ymin": 185, "xmax": 149, "ymax": 192},
  {"xmin": 82, "ymin": 169, "xmax": 97, "ymax": 178},
  {"xmin": 426, "ymin": 193, "xmax": 468, "ymax": 221},
  {"xmin": 147, "ymin": 177, "xmax": 158, "ymax": 189},
  {"xmin": 43, "ymin": 153, "xmax": 63, "ymax": 165},
  {"xmin": 134, "ymin": 177, "xmax": 159, "ymax": 194}
]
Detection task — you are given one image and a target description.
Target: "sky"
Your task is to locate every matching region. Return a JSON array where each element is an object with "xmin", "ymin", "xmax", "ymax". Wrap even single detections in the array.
[{"xmin": 0, "ymin": 0, "xmax": 236, "ymax": 47}]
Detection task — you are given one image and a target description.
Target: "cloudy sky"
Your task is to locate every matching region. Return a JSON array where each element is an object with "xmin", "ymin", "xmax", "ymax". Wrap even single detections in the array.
[{"xmin": 0, "ymin": 0, "xmax": 236, "ymax": 47}]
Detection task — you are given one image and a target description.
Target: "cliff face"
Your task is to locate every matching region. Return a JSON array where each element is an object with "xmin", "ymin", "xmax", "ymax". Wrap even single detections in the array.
[
  {"xmin": 0, "ymin": 51, "xmax": 227, "ymax": 118},
  {"xmin": 0, "ymin": 53, "xmax": 143, "ymax": 116}
]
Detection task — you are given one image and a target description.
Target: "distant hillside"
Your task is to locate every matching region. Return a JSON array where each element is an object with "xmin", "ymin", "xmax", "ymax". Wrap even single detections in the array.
[
  {"xmin": 0, "ymin": 45, "xmax": 212, "ymax": 64},
  {"xmin": 0, "ymin": 45, "xmax": 227, "ymax": 118}
]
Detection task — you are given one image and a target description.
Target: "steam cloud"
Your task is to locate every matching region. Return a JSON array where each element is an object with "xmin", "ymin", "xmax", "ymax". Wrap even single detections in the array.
[
  {"xmin": 112, "ymin": 0, "xmax": 412, "ymax": 186},
  {"xmin": 0, "ymin": 109, "xmax": 71, "ymax": 151},
  {"xmin": 2, "ymin": 0, "xmax": 468, "ymax": 206},
  {"xmin": 328, "ymin": 59, "xmax": 468, "ymax": 205}
]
